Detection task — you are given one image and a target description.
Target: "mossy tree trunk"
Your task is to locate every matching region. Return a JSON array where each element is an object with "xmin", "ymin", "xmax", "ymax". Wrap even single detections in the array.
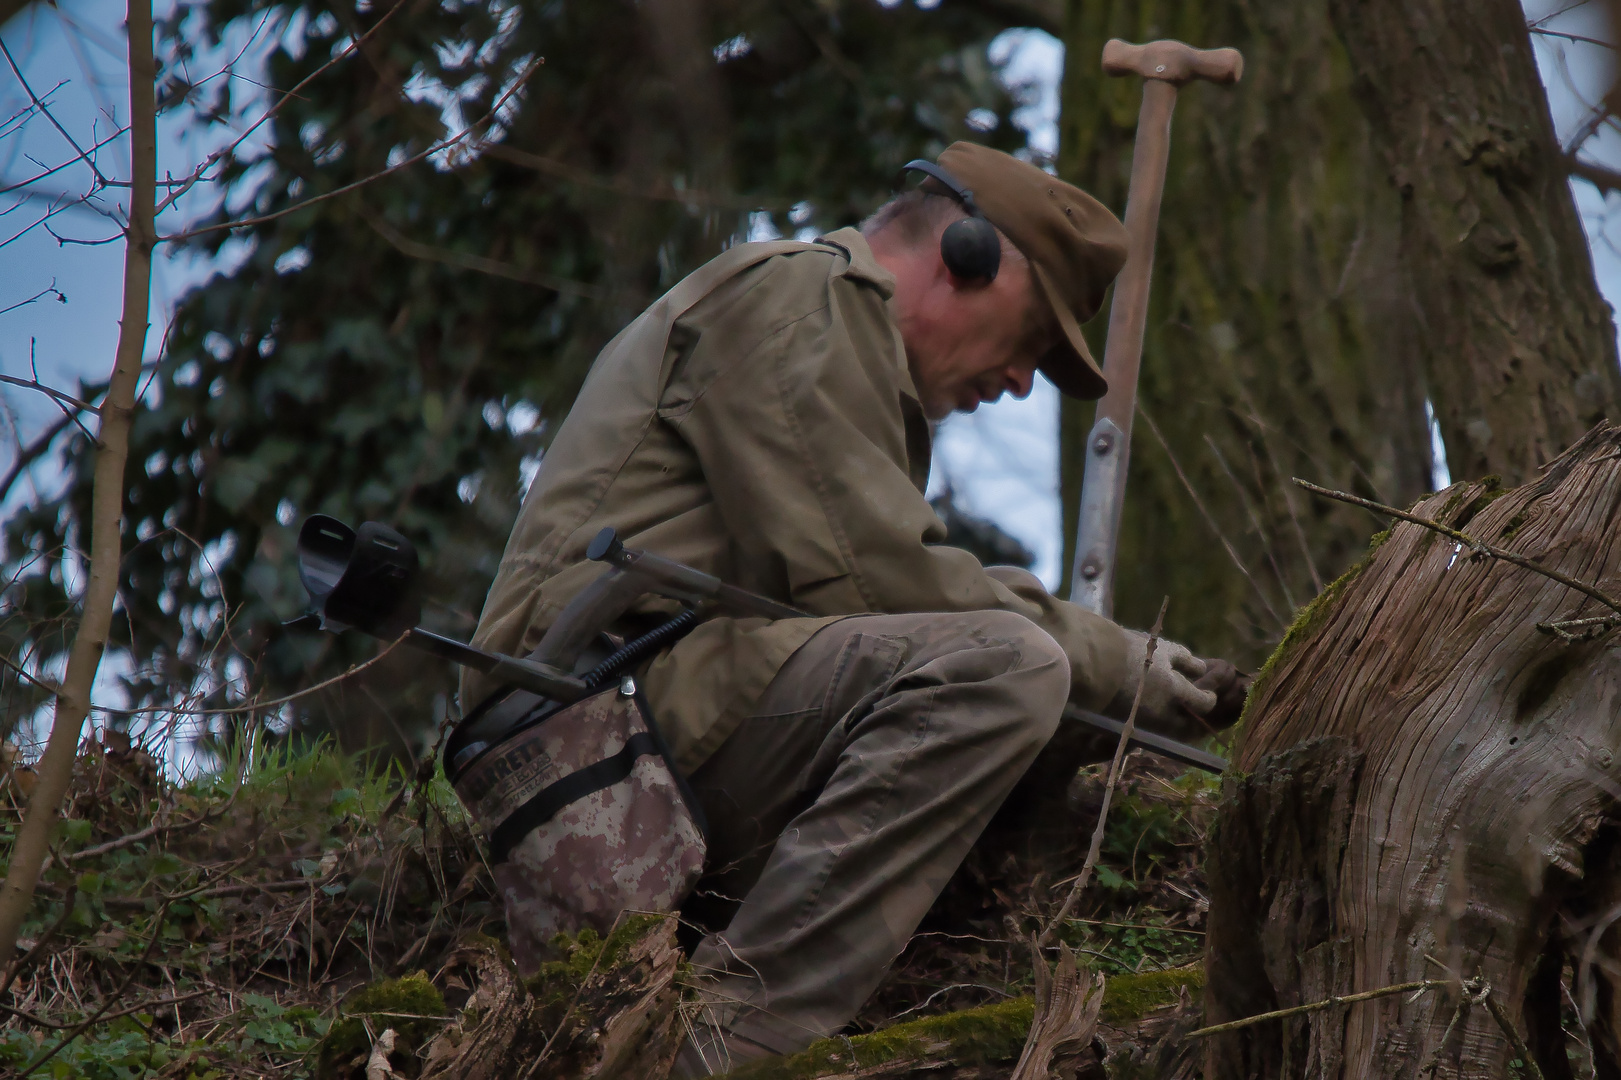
[
  {"xmin": 1056, "ymin": 0, "xmax": 1434, "ymax": 668},
  {"xmin": 1329, "ymin": 0, "xmax": 1621, "ymax": 487},
  {"xmin": 1203, "ymin": 424, "xmax": 1621, "ymax": 1079}
]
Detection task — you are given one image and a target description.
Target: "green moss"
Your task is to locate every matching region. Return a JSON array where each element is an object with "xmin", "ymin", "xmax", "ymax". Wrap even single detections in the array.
[
  {"xmin": 719, "ymin": 967, "xmax": 1204, "ymax": 1079},
  {"xmin": 1235, "ymin": 526, "xmax": 1391, "ymax": 742},
  {"xmin": 1099, "ymin": 965, "xmax": 1203, "ymax": 1023},
  {"xmin": 721, "ymin": 998, "xmax": 1035, "ymax": 1080},
  {"xmin": 315, "ymin": 971, "xmax": 446, "ymax": 1077},
  {"xmin": 1498, "ymin": 508, "xmax": 1530, "ymax": 541},
  {"xmin": 525, "ymin": 912, "xmax": 668, "ymax": 1009}
]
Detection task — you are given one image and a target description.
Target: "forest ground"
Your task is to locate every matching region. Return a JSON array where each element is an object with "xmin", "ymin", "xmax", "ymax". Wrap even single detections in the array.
[{"xmin": 0, "ymin": 735, "xmax": 1218, "ymax": 1078}]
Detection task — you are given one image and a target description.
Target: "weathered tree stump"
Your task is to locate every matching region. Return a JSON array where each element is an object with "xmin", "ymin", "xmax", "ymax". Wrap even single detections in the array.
[{"xmin": 1205, "ymin": 423, "xmax": 1621, "ymax": 1079}]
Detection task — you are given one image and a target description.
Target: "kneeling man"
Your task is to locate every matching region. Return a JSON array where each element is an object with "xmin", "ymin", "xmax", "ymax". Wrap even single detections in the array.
[{"xmin": 465, "ymin": 142, "xmax": 1238, "ymax": 1074}]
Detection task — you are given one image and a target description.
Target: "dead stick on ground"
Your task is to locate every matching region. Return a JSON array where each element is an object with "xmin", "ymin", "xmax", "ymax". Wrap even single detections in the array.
[
  {"xmin": 1182, "ymin": 980, "xmax": 1450, "ymax": 1040},
  {"xmin": 1039, "ymin": 597, "xmax": 1169, "ymax": 948},
  {"xmin": 1482, "ymin": 983, "xmax": 1546, "ymax": 1080},
  {"xmin": 1293, "ymin": 478, "xmax": 1621, "ymax": 639},
  {"xmin": 0, "ymin": 0, "xmax": 156, "ymax": 965}
]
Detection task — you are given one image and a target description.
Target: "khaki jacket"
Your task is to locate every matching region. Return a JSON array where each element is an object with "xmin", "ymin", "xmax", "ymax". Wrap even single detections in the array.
[{"xmin": 466, "ymin": 228, "xmax": 1130, "ymax": 772}]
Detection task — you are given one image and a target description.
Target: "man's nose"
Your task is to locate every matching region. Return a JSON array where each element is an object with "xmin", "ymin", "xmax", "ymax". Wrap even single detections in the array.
[{"xmin": 1004, "ymin": 364, "xmax": 1035, "ymax": 400}]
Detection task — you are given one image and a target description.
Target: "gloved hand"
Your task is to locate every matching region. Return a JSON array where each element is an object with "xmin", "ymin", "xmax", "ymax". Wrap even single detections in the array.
[
  {"xmin": 1108, "ymin": 630, "xmax": 1217, "ymax": 727},
  {"xmin": 1193, "ymin": 658, "xmax": 1251, "ymax": 731}
]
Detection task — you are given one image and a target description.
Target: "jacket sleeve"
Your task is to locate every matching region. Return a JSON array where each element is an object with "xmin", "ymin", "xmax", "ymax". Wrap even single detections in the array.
[{"xmin": 660, "ymin": 256, "xmax": 1129, "ymax": 711}]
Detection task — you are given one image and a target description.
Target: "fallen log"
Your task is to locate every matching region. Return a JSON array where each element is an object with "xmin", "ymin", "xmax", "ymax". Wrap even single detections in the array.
[{"xmin": 1204, "ymin": 423, "xmax": 1621, "ymax": 1079}]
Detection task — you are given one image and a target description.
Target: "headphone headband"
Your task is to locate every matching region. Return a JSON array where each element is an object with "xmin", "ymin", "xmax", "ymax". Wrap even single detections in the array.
[
  {"xmin": 899, "ymin": 159, "xmax": 984, "ymax": 218},
  {"xmin": 896, "ymin": 158, "xmax": 1001, "ymax": 283}
]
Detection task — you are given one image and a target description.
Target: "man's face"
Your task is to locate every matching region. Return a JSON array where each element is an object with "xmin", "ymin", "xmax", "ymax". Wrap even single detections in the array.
[{"xmin": 892, "ymin": 250, "xmax": 1055, "ymax": 421}]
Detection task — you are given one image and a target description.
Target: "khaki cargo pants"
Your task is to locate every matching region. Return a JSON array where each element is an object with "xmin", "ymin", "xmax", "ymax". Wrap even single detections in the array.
[{"xmin": 674, "ymin": 610, "xmax": 1071, "ymax": 1071}]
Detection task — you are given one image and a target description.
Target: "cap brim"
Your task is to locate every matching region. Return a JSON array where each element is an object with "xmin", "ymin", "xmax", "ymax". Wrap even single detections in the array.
[{"xmin": 1031, "ymin": 263, "xmax": 1107, "ymax": 400}]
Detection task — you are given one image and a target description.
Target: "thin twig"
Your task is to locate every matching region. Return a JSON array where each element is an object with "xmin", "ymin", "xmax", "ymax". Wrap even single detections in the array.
[
  {"xmin": 479, "ymin": 142, "xmax": 790, "ymax": 212},
  {"xmin": 1205, "ymin": 433, "xmax": 1298, "ymax": 612},
  {"xmin": 0, "ymin": 373, "xmax": 99, "ymax": 414},
  {"xmin": 1040, "ymin": 597, "xmax": 1169, "ymax": 947},
  {"xmin": 1182, "ymin": 980, "xmax": 1449, "ymax": 1040},
  {"xmin": 1530, "ymin": 26, "xmax": 1613, "ymax": 48},
  {"xmin": 63, "ymin": 789, "xmax": 236, "ymax": 863},
  {"xmin": 92, "ymin": 633, "xmax": 406, "ymax": 716},
  {"xmin": 0, "ymin": 283, "xmax": 65, "ymax": 318},
  {"xmin": 1, "ymin": 989, "xmax": 209, "ymax": 1030},
  {"xmin": 0, "ymin": 39, "xmax": 113, "ymax": 189},
  {"xmin": 1138, "ymin": 407, "xmax": 1286, "ymax": 632},
  {"xmin": 0, "ymin": 412, "xmax": 76, "ymax": 501},
  {"xmin": 151, "ymin": 0, "xmax": 406, "ymax": 217},
  {"xmin": 1293, "ymin": 478, "xmax": 1621, "ymax": 637},
  {"xmin": 358, "ymin": 204, "xmax": 601, "ymax": 298},
  {"xmin": 162, "ymin": 57, "xmax": 543, "ymax": 244},
  {"xmin": 1483, "ymin": 983, "xmax": 1547, "ymax": 1080}
]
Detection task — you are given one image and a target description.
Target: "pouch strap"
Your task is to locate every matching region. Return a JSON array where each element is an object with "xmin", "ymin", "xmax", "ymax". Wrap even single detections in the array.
[{"xmin": 488, "ymin": 730, "xmax": 661, "ymax": 864}]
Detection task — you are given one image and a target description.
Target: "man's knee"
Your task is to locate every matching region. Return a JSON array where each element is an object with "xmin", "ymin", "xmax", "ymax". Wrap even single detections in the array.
[{"xmin": 961, "ymin": 609, "xmax": 1070, "ymax": 744}]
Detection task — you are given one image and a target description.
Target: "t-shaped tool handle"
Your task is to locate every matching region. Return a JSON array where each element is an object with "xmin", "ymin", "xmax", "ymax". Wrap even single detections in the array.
[
  {"xmin": 1101, "ymin": 38, "xmax": 1243, "ymax": 86},
  {"xmin": 1070, "ymin": 38, "xmax": 1243, "ymax": 616}
]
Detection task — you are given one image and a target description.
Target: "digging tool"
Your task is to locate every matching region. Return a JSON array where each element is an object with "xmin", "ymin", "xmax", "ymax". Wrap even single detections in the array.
[{"xmin": 1070, "ymin": 39, "xmax": 1244, "ymax": 617}]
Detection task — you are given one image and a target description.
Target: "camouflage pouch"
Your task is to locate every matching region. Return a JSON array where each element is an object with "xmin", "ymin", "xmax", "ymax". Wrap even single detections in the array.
[{"xmin": 449, "ymin": 682, "xmax": 707, "ymax": 973}]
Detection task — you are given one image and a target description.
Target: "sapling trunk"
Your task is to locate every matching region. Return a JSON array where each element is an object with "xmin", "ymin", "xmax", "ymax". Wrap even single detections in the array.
[{"xmin": 0, "ymin": 0, "xmax": 155, "ymax": 964}]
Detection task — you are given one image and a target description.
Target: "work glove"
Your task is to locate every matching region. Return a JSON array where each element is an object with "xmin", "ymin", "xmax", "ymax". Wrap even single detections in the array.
[
  {"xmin": 1108, "ymin": 630, "xmax": 1216, "ymax": 728},
  {"xmin": 1194, "ymin": 659, "xmax": 1251, "ymax": 731}
]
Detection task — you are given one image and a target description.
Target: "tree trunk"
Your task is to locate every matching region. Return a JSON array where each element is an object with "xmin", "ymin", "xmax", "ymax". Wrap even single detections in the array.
[
  {"xmin": 1057, "ymin": 0, "xmax": 1434, "ymax": 668},
  {"xmin": 1329, "ymin": 0, "xmax": 1621, "ymax": 486},
  {"xmin": 1204, "ymin": 423, "xmax": 1621, "ymax": 1079}
]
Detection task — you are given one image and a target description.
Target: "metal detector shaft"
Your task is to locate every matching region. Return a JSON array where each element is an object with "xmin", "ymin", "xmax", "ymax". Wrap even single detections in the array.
[
  {"xmin": 404, "ymin": 627, "xmax": 586, "ymax": 701},
  {"xmin": 1065, "ymin": 706, "xmax": 1226, "ymax": 773},
  {"xmin": 587, "ymin": 528, "xmax": 807, "ymax": 621}
]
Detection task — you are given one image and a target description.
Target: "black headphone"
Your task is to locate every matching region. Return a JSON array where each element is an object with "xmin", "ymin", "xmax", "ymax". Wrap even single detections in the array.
[{"xmin": 898, "ymin": 159, "xmax": 1001, "ymax": 282}]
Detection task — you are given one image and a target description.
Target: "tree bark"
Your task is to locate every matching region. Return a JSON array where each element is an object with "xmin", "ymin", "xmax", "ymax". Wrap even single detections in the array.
[
  {"xmin": 1204, "ymin": 423, "xmax": 1621, "ymax": 1079},
  {"xmin": 1329, "ymin": 0, "xmax": 1621, "ymax": 486},
  {"xmin": 0, "ymin": 0, "xmax": 153, "ymax": 965},
  {"xmin": 1057, "ymin": 0, "xmax": 1434, "ymax": 667}
]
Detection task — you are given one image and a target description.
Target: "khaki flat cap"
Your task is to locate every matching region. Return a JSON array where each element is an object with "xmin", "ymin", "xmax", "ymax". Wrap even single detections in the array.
[{"xmin": 936, "ymin": 142, "xmax": 1127, "ymax": 400}]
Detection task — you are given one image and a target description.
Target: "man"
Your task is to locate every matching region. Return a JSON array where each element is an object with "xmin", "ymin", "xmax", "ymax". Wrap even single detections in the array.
[{"xmin": 466, "ymin": 142, "xmax": 1240, "ymax": 1073}]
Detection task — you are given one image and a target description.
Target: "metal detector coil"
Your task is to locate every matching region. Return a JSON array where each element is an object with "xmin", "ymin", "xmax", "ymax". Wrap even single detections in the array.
[{"xmin": 296, "ymin": 515, "xmax": 423, "ymax": 638}]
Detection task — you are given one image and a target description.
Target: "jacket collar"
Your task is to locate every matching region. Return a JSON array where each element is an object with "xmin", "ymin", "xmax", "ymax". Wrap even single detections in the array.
[
  {"xmin": 818, "ymin": 227, "xmax": 896, "ymax": 300},
  {"xmin": 815, "ymin": 227, "xmax": 922, "ymax": 406}
]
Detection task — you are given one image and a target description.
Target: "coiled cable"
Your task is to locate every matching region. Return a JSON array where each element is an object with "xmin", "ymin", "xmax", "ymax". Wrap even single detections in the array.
[{"xmin": 579, "ymin": 609, "xmax": 699, "ymax": 691}]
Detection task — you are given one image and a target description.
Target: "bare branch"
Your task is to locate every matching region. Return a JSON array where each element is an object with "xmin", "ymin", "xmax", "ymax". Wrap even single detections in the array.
[
  {"xmin": 1568, "ymin": 152, "xmax": 1621, "ymax": 194},
  {"xmin": 1183, "ymin": 979, "xmax": 1449, "ymax": 1040},
  {"xmin": 480, "ymin": 143, "xmax": 790, "ymax": 212},
  {"xmin": 0, "ymin": 38, "xmax": 113, "ymax": 190},
  {"xmin": 1138, "ymin": 406, "xmax": 1288, "ymax": 632},
  {"xmin": 0, "ymin": 411, "xmax": 77, "ymax": 501},
  {"xmin": 0, "ymin": 126, "xmax": 129, "ymax": 196},
  {"xmin": 1292, "ymin": 479, "xmax": 1621, "ymax": 636},
  {"xmin": 1530, "ymin": 25, "xmax": 1614, "ymax": 48},
  {"xmin": 161, "ymin": 57, "xmax": 544, "ymax": 244},
  {"xmin": 152, "ymin": 0, "xmax": 405, "ymax": 217},
  {"xmin": 93, "ymin": 632, "xmax": 407, "ymax": 717},
  {"xmin": 359, "ymin": 205, "xmax": 603, "ymax": 299},
  {"xmin": 0, "ymin": 374, "xmax": 99, "ymax": 414},
  {"xmin": 1040, "ymin": 598, "xmax": 1169, "ymax": 947},
  {"xmin": 0, "ymin": 282, "xmax": 65, "ymax": 318}
]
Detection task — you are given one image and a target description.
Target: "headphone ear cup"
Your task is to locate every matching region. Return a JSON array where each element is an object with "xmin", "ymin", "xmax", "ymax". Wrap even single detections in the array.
[{"xmin": 940, "ymin": 217, "xmax": 1001, "ymax": 281}]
